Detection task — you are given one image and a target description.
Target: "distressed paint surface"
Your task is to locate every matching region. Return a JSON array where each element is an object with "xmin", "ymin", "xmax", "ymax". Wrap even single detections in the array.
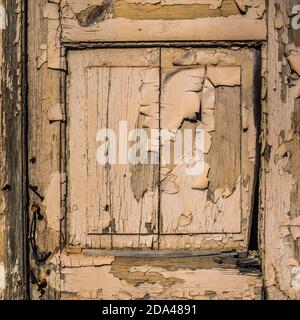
[
  {"xmin": 60, "ymin": 0, "xmax": 267, "ymax": 43},
  {"xmin": 54, "ymin": 251, "xmax": 263, "ymax": 300},
  {"xmin": 66, "ymin": 47, "xmax": 257, "ymax": 252},
  {"xmin": 263, "ymin": 0, "xmax": 300, "ymax": 300},
  {"xmin": 8, "ymin": 0, "xmax": 299, "ymax": 301},
  {"xmin": 159, "ymin": 49, "xmax": 245, "ymax": 244},
  {"xmin": 62, "ymin": 0, "xmax": 265, "ymax": 21},
  {"xmin": 67, "ymin": 49, "xmax": 160, "ymax": 248},
  {"xmin": 24, "ymin": 0, "xmax": 266, "ymax": 297},
  {"xmin": 27, "ymin": 0, "xmax": 62, "ymax": 300},
  {"xmin": 61, "ymin": 265, "xmax": 262, "ymax": 300}
]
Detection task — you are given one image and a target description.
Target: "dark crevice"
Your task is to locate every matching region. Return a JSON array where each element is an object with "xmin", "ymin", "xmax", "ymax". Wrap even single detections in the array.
[
  {"xmin": 249, "ymin": 48, "xmax": 262, "ymax": 251},
  {"xmin": 249, "ymin": 172, "xmax": 260, "ymax": 251}
]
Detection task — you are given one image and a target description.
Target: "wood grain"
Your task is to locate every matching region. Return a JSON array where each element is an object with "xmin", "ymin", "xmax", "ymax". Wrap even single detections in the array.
[
  {"xmin": 67, "ymin": 49, "xmax": 160, "ymax": 248},
  {"xmin": 2, "ymin": 0, "xmax": 28, "ymax": 300}
]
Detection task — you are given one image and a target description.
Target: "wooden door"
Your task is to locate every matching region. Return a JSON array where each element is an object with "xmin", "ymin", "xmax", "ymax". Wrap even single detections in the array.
[
  {"xmin": 27, "ymin": 0, "xmax": 267, "ymax": 300},
  {"xmin": 67, "ymin": 47, "xmax": 256, "ymax": 252}
]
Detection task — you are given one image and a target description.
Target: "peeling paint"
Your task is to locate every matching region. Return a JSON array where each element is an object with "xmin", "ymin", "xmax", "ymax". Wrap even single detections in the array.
[
  {"xmin": 44, "ymin": 2, "xmax": 66, "ymax": 70},
  {"xmin": 43, "ymin": 172, "xmax": 61, "ymax": 232},
  {"xmin": 291, "ymin": 267, "xmax": 300, "ymax": 289},
  {"xmin": 202, "ymin": 79, "xmax": 216, "ymax": 110},
  {"xmin": 288, "ymin": 52, "xmax": 300, "ymax": 76},
  {"xmin": 112, "ymin": 0, "xmax": 240, "ymax": 20},
  {"xmin": 191, "ymin": 163, "xmax": 210, "ymax": 190},
  {"xmin": 161, "ymin": 68, "xmax": 204, "ymax": 132},
  {"xmin": 161, "ymin": 175, "xmax": 180, "ymax": 195},
  {"xmin": 0, "ymin": 264, "xmax": 5, "ymax": 290},
  {"xmin": 207, "ymin": 66, "xmax": 241, "ymax": 86},
  {"xmin": 18, "ymin": 0, "xmax": 271, "ymax": 301},
  {"xmin": 76, "ymin": 0, "xmax": 112, "ymax": 27}
]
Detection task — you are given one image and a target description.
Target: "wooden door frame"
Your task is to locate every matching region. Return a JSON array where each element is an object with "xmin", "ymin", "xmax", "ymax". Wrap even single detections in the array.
[{"xmin": 1, "ymin": 0, "xmax": 29, "ymax": 300}]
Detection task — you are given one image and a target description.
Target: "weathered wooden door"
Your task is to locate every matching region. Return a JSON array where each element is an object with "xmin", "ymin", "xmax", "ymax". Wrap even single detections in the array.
[{"xmin": 27, "ymin": 0, "xmax": 267, "ymax": 300}]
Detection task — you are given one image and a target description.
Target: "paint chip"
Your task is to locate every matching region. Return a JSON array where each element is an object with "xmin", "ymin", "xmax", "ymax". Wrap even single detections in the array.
[
  {"xmin": 177, "ymin": 212, "xmax": 193, "ymax": 228},
  {"xmin": 291, "ymin": 266, "xmax": 300, "ymax": 289},
  {"xmin": 288, "ymin": 53, "xmax": 300, "ymax": 76},
  {"xmin": 161, "ymin": 175, "xmax": 179, "ymax": 194},
  {"xmin": 43, "ymin": 172, "xmax": 61, "ymax": 232},
  {"xmin": 207, "ymin": 66, "xmax": 241, "ymax": 86},
  {"xmin": 161, "ymin": 68, "xmax": 204, "ymax": 132},
  {"xmin": 0, "ymin": 264, "xmax": 5, "ymax": 290},
  {"xmin": 202, "ymin": 79, "xmax": 215, "ymax": 110},
  {"xmin": 191, "ymin": 163, "xmax": 210, "ymax": 190},
  {"xmin": 172, "ymin": 51, "xmax": 195, "ymax": 66}
]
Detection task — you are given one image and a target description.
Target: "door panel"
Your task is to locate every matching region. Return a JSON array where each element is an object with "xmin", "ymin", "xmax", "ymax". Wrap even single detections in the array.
[
  {"xmin": 160, "ymin": 50, "xmax": 242, "ymax": 237},
  {"xmin": 67, "ymin": 47, "xmax": 256, "ymax": 252},
  {"xmin": 68, "ymin": 49, "xmax": 160, "ymax": 249}
]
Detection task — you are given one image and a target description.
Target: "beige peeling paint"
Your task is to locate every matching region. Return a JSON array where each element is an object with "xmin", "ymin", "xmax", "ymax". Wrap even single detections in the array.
[
  {"xmin": 0, "ymin": 264, "xmax": 5, "ymax": 290},
  {"xmin": 202, "ymin": 79, "xmax": 216, "ymax": 110},
  {"xmin": 191, "ymin": 163, "xmax": 210, "ymax": 190},
  {"xmin": 207, "ymin": 66, "xmax": 241, "ymax": 86},
  {"xmin": 44, "ymin": 2, "xmax": 65, "ymax": 70},
  {"xmin": 22, "ymin": 0, "xmax": 268, "ymax": 300},
  {"xmin": 62, "ymin": 17, "xmax": 267, "ymax": 43},
  {"xmin": 43, "ymin": 172, "xmax": 61, "ymax": 232},
  {"xmin": 139, "ymin": 67, "xmax": 160, "ymax": 132},
  {"xmin": 161, "ymin": 68, "xmax": 204, "ymax": 132},
  {"xmin": 288, "ymin": 52, "xmax": 300, "ymax": 76},
  {"xmin": 60, "ymin": 263, "xmax": 262, "ymax": 300},
  {"xmin": 65, "ymin": 47, "xmax": 255, "ymax": 251},
  {"xmin": 291, "ymin": 267, "xmax": 300, "ymax": 290},
  {"xmin": 125, "ymin": 0, "xmax": 223, "ymax": 8},
  {"xmin": 0, "ymin": 5, "xmax": 6, "ymax": 30}
]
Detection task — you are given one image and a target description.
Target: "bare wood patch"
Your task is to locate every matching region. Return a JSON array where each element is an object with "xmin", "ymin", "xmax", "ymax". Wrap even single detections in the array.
[
  {"xmin": 112, "ymin": 0, "xmax": 240, "ymax": 20},
  {"xmin": 76, "ymin": 0, "xmax": 112, "ymax": 27}
]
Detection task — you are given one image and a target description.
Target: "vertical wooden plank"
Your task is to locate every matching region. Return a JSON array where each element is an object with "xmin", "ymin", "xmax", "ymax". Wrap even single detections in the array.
[
  {"xmin": 107, "ymin": 66, "xmax": 159, "ymax": 236},
  {"xmin": 264, "ymin": 0, "xmax": 300, "ymax": 299},
  {"xmin": 207, "ymin": 86, "xmax": 241, "ymax": 205},
  {"xmin": 2, "ymin": 0, "xmax": 28, "ymax": 299},
  {"xmin": 67, "ymin": 51, "xmax": 89, "ymax": 247},
  {"xmin": 87, "ymin": 68, "xmax": 99, "ymax": 235},
  {"xmin": 27, "ymin": 0, "xmax": 62, "ymax": 299},
  {"xmin": 88, "ymin": 67, "xmax": 111, "ymax": 246},
  {"xmin": 0, "ymin": 0, "xmax": 5, "ymax": 299}
]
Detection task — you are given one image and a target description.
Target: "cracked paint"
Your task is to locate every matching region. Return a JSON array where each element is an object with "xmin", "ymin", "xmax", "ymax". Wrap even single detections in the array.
[
  {"xmin": 0, "ymin": 264, "xmax": 5, "ymax": 290},
  {"xmin": 11, "ymin": 0, "xmax": 274, "ymax": 301},
  {"xmin": 42, "ymin": 172, "xmax": 62, "ymax": 233}
]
